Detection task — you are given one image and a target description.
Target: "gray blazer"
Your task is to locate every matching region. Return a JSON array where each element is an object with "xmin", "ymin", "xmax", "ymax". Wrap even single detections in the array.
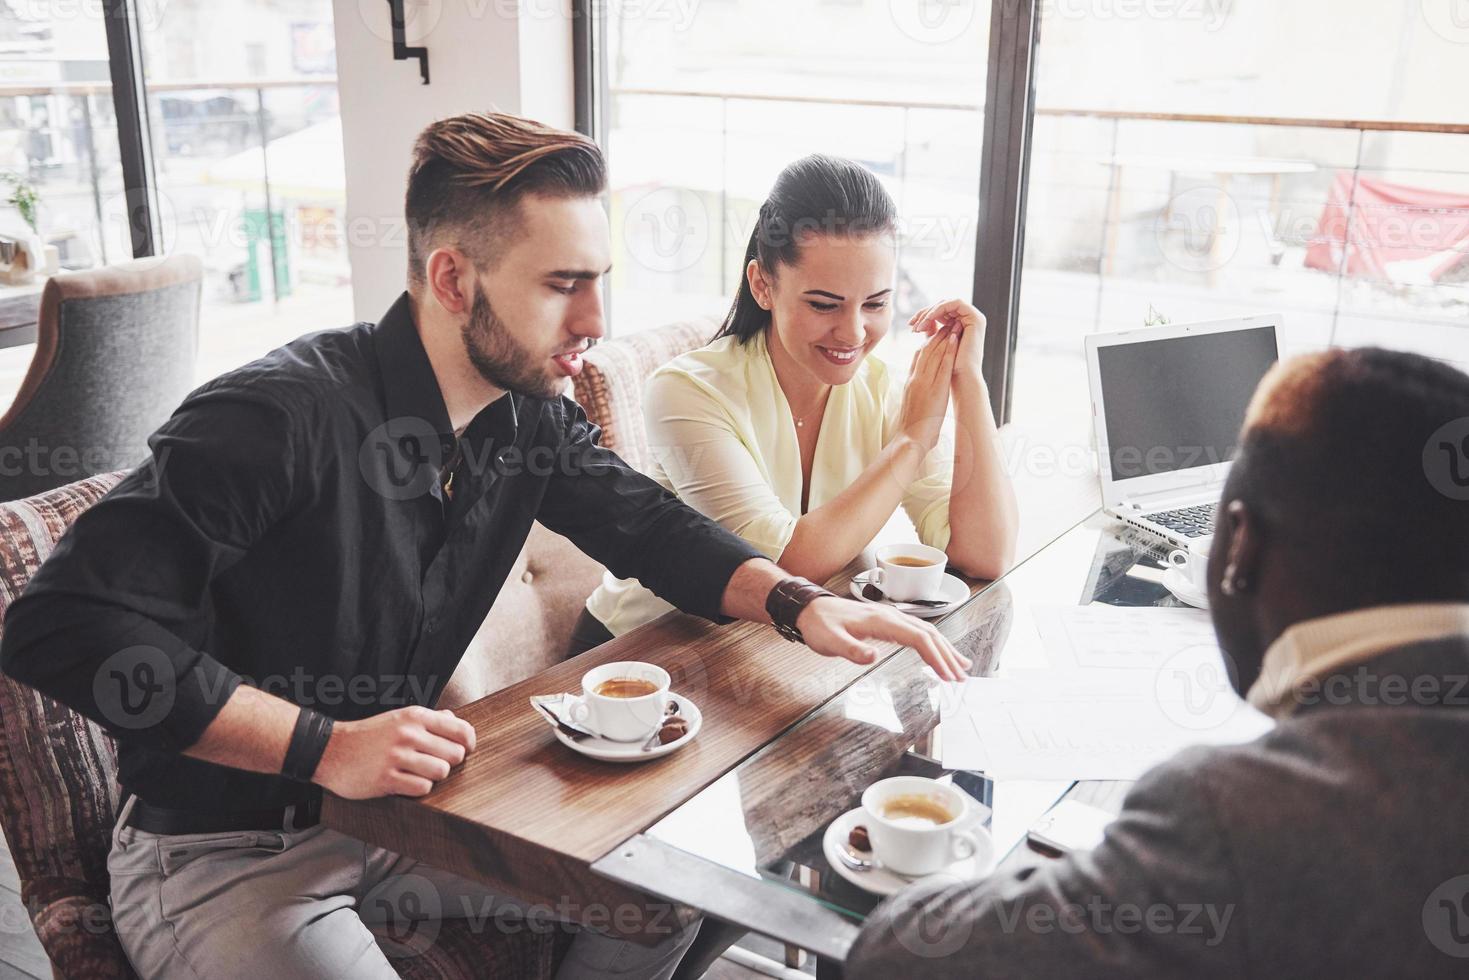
[{"xmin": 847, "ymin": 637, "xmax": 1469, "ymax": 979}]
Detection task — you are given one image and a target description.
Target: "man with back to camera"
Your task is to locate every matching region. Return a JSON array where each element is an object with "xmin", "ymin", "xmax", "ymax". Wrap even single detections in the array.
[
  {"xmin": 0, "ymin": 111, "xmax": 971, "ymax": 979},
  {"xmin": 845, "ymin": 346, "xmax": 1469, "ymax": 977}
]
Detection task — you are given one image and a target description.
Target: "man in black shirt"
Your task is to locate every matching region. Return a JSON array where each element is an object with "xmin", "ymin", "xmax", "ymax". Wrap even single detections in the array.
[{"xmin": 1, "ymin": 113, "xmax": 967, "ymax": 978}]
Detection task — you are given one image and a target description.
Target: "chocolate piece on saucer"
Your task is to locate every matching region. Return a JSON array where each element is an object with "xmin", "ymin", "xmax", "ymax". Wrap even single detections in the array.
[
  {"xmin": 848, "ymin": 824, "xmax": 871, "ymax": 853},
  {"xmin": 657, "ymin": 717, "xmax": 689, "ymax": 744}
]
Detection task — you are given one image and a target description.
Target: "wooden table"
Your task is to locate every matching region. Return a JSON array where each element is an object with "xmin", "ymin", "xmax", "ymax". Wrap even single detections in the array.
[
  {"xmin": 324, "ymin": 513, "xmax": 1190, "ymax": 965},
  {"xmin": 322, "ymin": 562, "xmax": 971, "ymax": 939},
  {"xmin": 589, "ymin": 515, "xmax": 1191, "ymax": 967}
]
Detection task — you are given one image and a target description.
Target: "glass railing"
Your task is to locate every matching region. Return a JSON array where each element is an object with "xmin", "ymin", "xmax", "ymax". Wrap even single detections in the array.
[
  {"xmin": 605, "ymin": 86, "xmax": 983, "ymax": 338},
  {"xmin": 0, "ymin": 78, "xmax": 353, "ymax": 381},
  {"xmin": 0, "ymin": 81, "xmax": 127, "ymax": 269},
  {"xmin": 1014, "ymin": 108, "xmax": 1469, "ymax": 435},
  {"xmin": 604, "ymin": 86, "xmax": 1469, "ymax": 433},
  {"xmin": 10, "ymin": 81, "xmax": 1463, "ymax": 398}
]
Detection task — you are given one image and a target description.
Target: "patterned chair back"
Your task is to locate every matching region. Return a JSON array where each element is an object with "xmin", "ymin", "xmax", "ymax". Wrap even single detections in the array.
[
  {"xmin": 0, "ymin": 473, "xmax": 571, "ymax": 978},
  {"xmin": 0, "ymin": 471, "xmax": 133, "ymax": 978},
  {"xmin": 572, "ymin": 318, "xmax": 718, "ymax": 472}
]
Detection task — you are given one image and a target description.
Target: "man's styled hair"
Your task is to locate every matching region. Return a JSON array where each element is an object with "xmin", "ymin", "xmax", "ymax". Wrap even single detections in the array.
[
  {"xmin": 1233, "ymin": 346, "xmax": 1469, "ymax": 603},
  {"xmin": 404, "ymin": 111, "xmax": 606, "ymax": 288}
]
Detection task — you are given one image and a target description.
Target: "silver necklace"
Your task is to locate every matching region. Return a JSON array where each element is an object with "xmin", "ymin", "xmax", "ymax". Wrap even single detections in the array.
[{"xmin": 791, "ymin": 391, "xmax": 829, "ymax": 429}]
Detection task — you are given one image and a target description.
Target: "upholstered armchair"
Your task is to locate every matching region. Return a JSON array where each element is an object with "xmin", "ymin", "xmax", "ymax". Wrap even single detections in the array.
[
  {"xmin": 0, "ymin": 256, "xmax": 202, "ymax": 502},
  {"xmin": 0, "ymin": 474, "xmax": 571, "ymax": 978}
]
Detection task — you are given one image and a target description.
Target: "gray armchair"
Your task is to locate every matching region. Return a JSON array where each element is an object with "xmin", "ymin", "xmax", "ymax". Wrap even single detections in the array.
[{"xmin": 0, "ymin": 254, "xmax": 202, "ymax": 501}]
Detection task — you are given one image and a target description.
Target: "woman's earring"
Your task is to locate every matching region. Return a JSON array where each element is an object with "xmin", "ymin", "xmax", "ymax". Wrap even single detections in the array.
[{"xmin": 1220, "ymin": 563, "xmax": 1244, "ymax": 597}]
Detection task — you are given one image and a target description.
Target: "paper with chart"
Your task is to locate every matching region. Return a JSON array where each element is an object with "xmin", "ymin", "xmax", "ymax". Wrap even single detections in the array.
[
  {"xmin": 1033, "ymin": 605, "xmax": 1223, "ymax": 672},
  {"xmin": 939, "ymin": 606, "xmax": 1274, "ymax": 780}
]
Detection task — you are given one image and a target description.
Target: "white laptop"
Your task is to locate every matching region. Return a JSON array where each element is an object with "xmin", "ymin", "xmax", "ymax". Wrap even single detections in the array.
[{"xmin": 1085, "ymin": 315, "xmax": 1281, "ymax": 548}]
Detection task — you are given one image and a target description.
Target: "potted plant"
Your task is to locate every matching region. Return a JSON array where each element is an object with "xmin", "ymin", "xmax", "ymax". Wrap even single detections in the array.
[
  {"xmin": 0, "ymin": 173, "xmax": 60, "ymax": 282},
  {"xmin": 2, "ymin": 173, "xmax": 40, "ymax": 236}
]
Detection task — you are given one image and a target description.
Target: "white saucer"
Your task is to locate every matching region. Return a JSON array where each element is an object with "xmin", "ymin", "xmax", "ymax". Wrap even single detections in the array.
[
  {"xmin": 1162, "ymin": 566, "xmax": 1209, "ymax": 609},
  {"xmin": 849, "ymin": 569, "xmax": 968, "ymax": 618},
  {"xmin": 821, "ymin": 807, "xmax": 995, "ymax": 897},
  {"xmin": 550, "ymin": 692, "xmax": 702, "ymax": 763}
]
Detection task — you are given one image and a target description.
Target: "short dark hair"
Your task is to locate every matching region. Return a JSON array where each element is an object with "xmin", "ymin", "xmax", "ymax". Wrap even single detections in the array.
[
  {"xmin": 404, "ymin": 111, "xmax": 606, "ymax": 287},
  {"xmin": 1231, "ymin": 347, "xmax": 1469, "ymax": 602},
  {"xmin": 715, "ymin": 154, "xmax": 898, "ymax": 344}
]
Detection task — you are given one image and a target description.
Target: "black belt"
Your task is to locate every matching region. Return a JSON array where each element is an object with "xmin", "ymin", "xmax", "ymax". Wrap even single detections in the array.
[{"xmin": 122, "ymin": 791, "xmax": 322, "ymax": 835}]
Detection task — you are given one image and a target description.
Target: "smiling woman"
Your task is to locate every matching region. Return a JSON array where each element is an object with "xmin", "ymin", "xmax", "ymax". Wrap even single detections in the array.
[{"xmin": 575, "ymin": 155, "xmax": 1020, "ymax": 650}]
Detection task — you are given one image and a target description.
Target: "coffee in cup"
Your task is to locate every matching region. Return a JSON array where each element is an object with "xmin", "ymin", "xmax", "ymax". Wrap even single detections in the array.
[
  {"xmin": 873, "ymin": 543, "xmax": 947, "ymax": 603},
  {"xmin": 594, "ymin": 678, "xmax": 660, "ymax": 699},
  {"xmin": 570, "ymin": 661, "xmax": 670, "ymax": 741},
  {"xmin": 886, "ymin": 556, "xmax": 938, "ymax": 568},
  {"xmin": 860, "ymin": 775, "xmax": 993, "ymax": 877},
  {"xmin": 878, "ymin": 793, "xmax": 957, "ymax": 829}
]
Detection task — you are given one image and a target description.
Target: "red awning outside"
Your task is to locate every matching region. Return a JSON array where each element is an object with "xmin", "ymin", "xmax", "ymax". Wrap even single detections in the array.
[{"xmin": 1305, "ymin": 171, "xmax": 1469, "ymax": 282}]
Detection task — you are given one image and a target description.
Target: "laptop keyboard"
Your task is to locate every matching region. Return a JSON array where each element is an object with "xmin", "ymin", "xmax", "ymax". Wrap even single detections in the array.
[{"xmin": 1144, "ymin": 504, "xmax": 1215, "ymax": 538}]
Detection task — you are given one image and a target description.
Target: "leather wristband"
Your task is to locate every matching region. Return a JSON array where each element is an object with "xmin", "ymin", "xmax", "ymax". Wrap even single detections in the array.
[
  {"xmin": 282, "ymin": 707, "xmax": 335, "ymax": 783},
  {"xmin": 765, "ymin": 577, "xmax": 837, "ymax": 644}
]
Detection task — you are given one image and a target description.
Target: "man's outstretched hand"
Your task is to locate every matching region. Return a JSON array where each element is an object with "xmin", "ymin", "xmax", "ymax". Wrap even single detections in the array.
[{"xmin": 796, "ymin": 596, "xmax": 970, "ymax": 681}]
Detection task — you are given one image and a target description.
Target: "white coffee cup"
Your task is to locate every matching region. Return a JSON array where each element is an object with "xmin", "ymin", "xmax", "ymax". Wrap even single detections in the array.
[
  {"xmin": 568, "ymin": 661, "xmax": 671, "ymax": 742},
  {"xmin": 860, "ymin": 776, "xmax": 994, "ymax": 877},
  {"xmin": 872, "ymin": 543, "xmax": 947, "ymax": 603},
  {"xmin": 1166, "ymin": 535, "xmax": 1212, "ymax": 593}
]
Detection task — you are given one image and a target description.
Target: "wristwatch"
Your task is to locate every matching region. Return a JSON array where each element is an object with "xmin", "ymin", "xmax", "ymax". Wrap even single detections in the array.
[{"xmin": 765, "ymin": 577, "xmax": 837, "ymax": 644}]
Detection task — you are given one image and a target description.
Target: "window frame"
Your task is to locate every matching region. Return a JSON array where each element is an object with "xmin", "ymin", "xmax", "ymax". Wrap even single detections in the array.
[
  {"xmin": 575, "ymin": 0, "xmax": 1041, "ymax": 424},
  {"xmin": 102, "ymin": 0, "xmax": 163, "ymax": 259}
]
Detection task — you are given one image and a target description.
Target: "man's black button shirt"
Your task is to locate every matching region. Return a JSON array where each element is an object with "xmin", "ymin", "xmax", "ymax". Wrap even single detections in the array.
[{"xmin": 0, "ymin": 293, "xmax": 760, "ymax": 810}]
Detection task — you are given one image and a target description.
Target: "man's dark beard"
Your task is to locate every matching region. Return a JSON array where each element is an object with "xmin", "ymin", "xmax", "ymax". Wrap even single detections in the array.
[{"xmin": 462, "ymin": 286, "xmax": 562, "ymax": 399}]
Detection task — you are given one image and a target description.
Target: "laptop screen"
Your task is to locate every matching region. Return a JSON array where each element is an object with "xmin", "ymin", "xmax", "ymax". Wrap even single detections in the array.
[{"xmin": 1097, "ymin": 325, "xmax": 1279, "ymax": 481}]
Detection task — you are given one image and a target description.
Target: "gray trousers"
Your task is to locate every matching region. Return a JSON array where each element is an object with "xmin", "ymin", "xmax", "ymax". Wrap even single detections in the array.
[{"xmin": 107, "ymin": 796, "xmax": 699, "ymax": 979}]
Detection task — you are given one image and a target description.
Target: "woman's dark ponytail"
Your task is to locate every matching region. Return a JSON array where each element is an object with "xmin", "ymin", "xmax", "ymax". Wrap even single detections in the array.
[
  {"xmin": 717, "ymin": 221, "xmax": 773, "ymax": 343},
  {"xmin": 714, "ymin": 155, "xmax": 897, "ymax": 344}
]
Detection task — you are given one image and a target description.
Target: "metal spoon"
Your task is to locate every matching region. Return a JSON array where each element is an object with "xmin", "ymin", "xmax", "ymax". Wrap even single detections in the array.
[
  {"xmin": 835, "ymin": 841, "xmax": 924, "ymax": 880},
  {"xmin": 641, "ymin": 702, "xmax": 686, "ymax": 751},
  {"xmin": 530, "ymin": 702, "xmax": 592, "ymax": 742},
  {"xmin": 529, "ymin": 695, "xmax": 598, "ymax": 740},
  {"xmin": 861, "ymin": 582, "xmax": 949, "ymax": 608},
  {"xmin": 833, "ymin": 840, "xmax": 876, "ymax": 873}
]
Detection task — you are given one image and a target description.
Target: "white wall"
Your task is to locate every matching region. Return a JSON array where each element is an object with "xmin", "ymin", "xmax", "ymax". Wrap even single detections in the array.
[{"xmin": 331, "ymin": 0, "xmax": 575, "ymax": 318}]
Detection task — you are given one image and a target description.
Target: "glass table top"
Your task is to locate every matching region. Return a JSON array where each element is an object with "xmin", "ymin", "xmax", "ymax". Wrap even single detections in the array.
[{"xmin": 635, "ymin": 513, "xmax": 1195, "ymax": 923}]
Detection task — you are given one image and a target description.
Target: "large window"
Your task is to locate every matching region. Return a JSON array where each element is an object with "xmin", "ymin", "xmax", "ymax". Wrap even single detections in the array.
[
  {"xmin": 596, "ymin": 0, "xmax": 1469, "ymax": 442},
  {"xmin": 604, "ymin": 0, "xmax": 992, "ymax": 366},
  {"xmin": 137, "ymin": 0, "xmax": 350, "ymax": 375},
  {"xmin": 0, "ymin": 3, "xmax": 128, "ymax": 397},
  {"xmin": 1012, "ymin": 1, "xmax": 1469, "ymax": 439},
  {"xmin": 0, "ymin": 0, "xmax": 350, "ymax": 391},
  {"xmin": 0, "ymin": 5, "xmax": 126, "ymax": 267}
]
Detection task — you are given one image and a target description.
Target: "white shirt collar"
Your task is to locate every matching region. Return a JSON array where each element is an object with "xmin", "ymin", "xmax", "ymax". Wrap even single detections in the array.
[{"xmin": 1247, "ymin": 603, "xmax": 1469, "ymax": 718}]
